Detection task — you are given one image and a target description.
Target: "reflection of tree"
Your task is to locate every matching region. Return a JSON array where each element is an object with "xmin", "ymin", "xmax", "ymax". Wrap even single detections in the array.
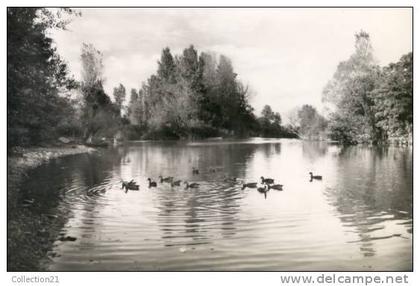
[
  {"xmin": 148, "ymin": 141, "xmax": 258, "ymax": 247},
  {"xmin": 8, "ymin": 151, "xmax": 121, "ymax": 270},
  {"xmin": 325, "ymin": 146, "xmax": 412, "ymax": 258},
  {"xmin": 68, "ymin": 154, "xmax": 118, "ymax": 244},
  {"xmin": 261, "ymin": 142, "xmax": 282, "ymax": 158},
  {"xmin": 301, "ymin": 141, "xmax": 328, "ymax": 162}
]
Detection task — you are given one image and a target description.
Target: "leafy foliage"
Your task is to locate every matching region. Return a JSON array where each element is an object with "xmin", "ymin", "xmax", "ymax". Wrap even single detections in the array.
[
  {"xmin": 257, "ymin": 105, "xmax": 295, "ymax": 138},
  {"xmin": 297, "ymin": 105, "xmax": 328, "ymax": 140},
  {"xmin": 7, "ymin": 8, "xmax": 79, "ymax": 147},
  {"xmin": 373, "ymin": 53, "xmax": 413, "ymax": 140},
  {"xmin": 80, "ymin": 44, "xmax": 120, "ymax": 141},
  {"xmin": 322, "ymin": 31, "xmax": 411, "ymax": 144},
  {"xmin": 113, "ymin": 83, "xmax": 126, "ymax": 115},
  {"xmin": 128, "ymin": 46, "xmax": 261, "ymax": 139}
]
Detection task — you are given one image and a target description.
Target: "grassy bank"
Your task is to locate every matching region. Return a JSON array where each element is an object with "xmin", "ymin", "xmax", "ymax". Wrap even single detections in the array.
[{"xmin": 7, "ymin": 145, "xmax": 95, "ymax": 271}]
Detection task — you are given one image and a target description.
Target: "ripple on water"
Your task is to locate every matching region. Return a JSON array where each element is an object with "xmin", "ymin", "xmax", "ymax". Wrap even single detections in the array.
[{"xmin": 17, "ymin": 140, "xmax": 411, "ymax": 271}]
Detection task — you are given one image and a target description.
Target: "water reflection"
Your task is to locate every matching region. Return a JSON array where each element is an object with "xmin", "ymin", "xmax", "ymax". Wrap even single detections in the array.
[
  {"xmin": 324, "ymin": 146, "xmax": 412, "ymax": 269},
  {"xmin": 9, "ymin": 139, "xmax": 412, "ymax": 271},
  {"xmin": 302, "ymin": 141, "xmax": 328, "ymax": 162}
]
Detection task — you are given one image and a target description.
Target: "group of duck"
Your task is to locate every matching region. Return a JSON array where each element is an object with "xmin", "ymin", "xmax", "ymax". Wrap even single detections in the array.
[{"xmin": 121, "ymin": 167, "xmax": 323, "ymax": 193}]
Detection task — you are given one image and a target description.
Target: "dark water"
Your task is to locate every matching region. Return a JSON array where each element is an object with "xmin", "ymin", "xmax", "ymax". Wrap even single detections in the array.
[{"xmin": 16, "ymin": 139, "xmax": 412, "ymax": 271}]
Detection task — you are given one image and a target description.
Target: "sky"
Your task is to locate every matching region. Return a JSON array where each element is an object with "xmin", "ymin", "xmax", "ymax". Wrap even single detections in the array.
[{"xmin": 51, "ymin": 8, "xmax": 412, "ymax": 119}]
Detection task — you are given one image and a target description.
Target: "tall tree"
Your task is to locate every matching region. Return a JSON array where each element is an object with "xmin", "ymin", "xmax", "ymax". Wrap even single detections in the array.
[
  {"xmin": 257, "ymin": 105, "xmax": 285, "ymax": 138},
  {"xmin": 113, "ymin": 83, "xmax": 126, "ymax": 115},
  {"xmin": 157, "ymin": 47, "xmax": 176, "ymax": 83},
  {"xmin": 297, "ymin": 105, "xmax": 327, "ymax": 139},
  {"xmin": 323, "ymin": 31, "xmax": 382, "ymax": 144},
  {"xmin": 262, "ymin": 105, "xmax": 274, "ymax": 121},
  {"xmin": 137, "ymin": 45, "xmax": 258, "ymax": 138},
  {"xmin": 216, "ymin": 55, "xmax": 238, "ymax": 130},
  {"xmin": 7, "ymin": 8, "xmax": 78, "ymax": 147},
  {"xmin": 80, "ymin": 43, "xmax": 117, "ymax": 141}
]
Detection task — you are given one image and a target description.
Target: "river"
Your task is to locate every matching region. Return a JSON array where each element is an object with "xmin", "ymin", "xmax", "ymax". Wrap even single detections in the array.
[{"xmin": 13, "ymin": 138, "xmax": 412, "ymax": 271}]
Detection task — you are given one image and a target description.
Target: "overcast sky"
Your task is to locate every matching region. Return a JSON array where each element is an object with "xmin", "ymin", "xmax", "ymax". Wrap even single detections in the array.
[{"xmin": 51, "ymin": 8, "xmax": 412, "ymax": 118}]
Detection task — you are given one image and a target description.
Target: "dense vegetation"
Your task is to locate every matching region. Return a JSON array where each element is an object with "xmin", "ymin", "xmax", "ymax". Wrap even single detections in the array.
[
  {"xmin": 7, "ymin": 9, "xmax": 412, "ymax": 149},
  {"xmin": 7, "ymin": 8, "xmax": 80, "ymax": 147},
  {"xmin": 7, "ymin": 8, "xmax": 295, "ymax": 149},
  {"xmin": 126, "ymin": 46, "xmax": 296, "ymax": 139},
  {"xmin": 287, "ymin": 105, "xmax": 328, "ymax": 140},
  {"xmin": 322, "ymin": 31, "xmax": 412, "ymax": 145}
]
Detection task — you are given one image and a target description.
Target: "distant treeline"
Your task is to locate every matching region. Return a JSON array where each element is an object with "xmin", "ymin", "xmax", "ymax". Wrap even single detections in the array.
[{"xmin": 7, "ymin": 9, "xmax": 411, "ymax": 149}]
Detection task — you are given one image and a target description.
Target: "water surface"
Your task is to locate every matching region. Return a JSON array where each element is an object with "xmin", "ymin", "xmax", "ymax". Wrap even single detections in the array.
[{"xmin": 18, "ymin": 139, "xmax": 412, "ymax": 271}]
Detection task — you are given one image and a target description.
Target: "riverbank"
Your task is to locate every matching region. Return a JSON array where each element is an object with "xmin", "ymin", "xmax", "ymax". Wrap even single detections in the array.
[{"xmin": 8, "ymin": 145, "xmax": 96, "ymax": 271}]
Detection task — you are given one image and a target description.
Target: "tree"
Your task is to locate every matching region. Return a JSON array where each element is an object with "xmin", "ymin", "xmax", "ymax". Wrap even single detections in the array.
[
  {"xmin": 257, "ymin": 105, "xmax": 286, "ymax": 138},
  {"xmin": 373, "ymin": 52, "xmax": 412, "ymax": 141},
  {"xmin": 273, "ymin": 112, "xmax": 282, "ymax": 126},
  {"xmin": 323, "ymin": 31, "xmax": 382, "ymax": 144},
  {"xmin": 135, "ymin": 45, "xmax": 259, "ymax": 139},
  {"xmin": 216, "ymin": 55, "xmax": 239, "ymax": 130},
  {"xmin": 297, "ymin": 105, "xmax": 327, "ymax": 140},
  {"xmin": 157, "ymin": 47, "xmax": 176, "ymax": 83},
  {"xmin": 262, "ymin": 105, "xmax": 274, "ymax": 121},
  {"xmin": 113, "ymin": 83, "xmax": 126, "ymax": 115},
  {"xmin": 129, "ymin": 88, "xmax": 138, "ymax": 103},
  {"xmin": 197, "ymin": 52, "xmax": 222, "ymax": 126},
  {"xmin": 80, "ymin": 43, "xmax": 118, "ymax": 141},
  {"xmin": 7, "ymin": 8, "xmax": 79, "ymax": 147}
]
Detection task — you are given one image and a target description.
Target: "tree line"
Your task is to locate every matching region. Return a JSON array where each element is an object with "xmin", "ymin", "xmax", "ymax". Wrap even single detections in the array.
[
  {"xmin": 124, "ymin": 46, "xmax": 296, "ymax": 139},
  {"xmin": 7, "ymin": 7, "xmax": 296, "ymax": 148},
  {"xmin": 286, "ymin": 31, "xmax": 412, "ymax": 145},
  {"xmin": 322, "ymin": 31, "xmax": 412, "ymax": 145},
  {"xmin": 7, "ymin": 9, "xmax": 411, "ymax": 149}
]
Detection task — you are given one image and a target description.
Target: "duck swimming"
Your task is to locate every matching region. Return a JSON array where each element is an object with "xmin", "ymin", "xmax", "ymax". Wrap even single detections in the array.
[
  {"xmin": 159, "ymin": 176, "xmax": 173, "ymax": 183},
  {"xmin": 257, "ymin": 185, "xmax": 268, "ymax": 199},
  {"xmin": 309, "ymin": 172, "xmax": 322, "ymax": 181},
  {"xmin": 171, "ymin": 180, "xmax": 182, "ymax": 187},
  {"xmin": 121, "ymin": 180, "xmax": 139, "ymax": 191},
  {"xmin": 260, "ymin": 176, "xmax": 274, "ymax": 185},
  {"xmin": 257, "ymin": 185, "xmax": 268, "ymax": 193},
  {"xmin": 147, "ymin": 178, "xmax": 157, "ymax": 188},
  {"xmin": 242, "ymin": 182, "xmax": 258, "ymax": 190},
  {"xmin": 184, "ymin": 181, "xmax": 200, "ymax": 189}
]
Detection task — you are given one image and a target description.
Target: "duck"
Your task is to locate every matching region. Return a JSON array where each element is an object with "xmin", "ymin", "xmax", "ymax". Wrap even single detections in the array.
[
  {"xmin": 192, "ymin": 167, "xmax": 200, "ymax": 175},
  {"xmin": 260, "ymin": 176, "xmax": 274, "ymax": 185},
  {"xmin": 184, "ymin": 181, "xmax": 200, "ymax": 189},
  {"xmin": 121, "ymin": 180, "xmax": 139, "ymax": 191},
  {"xmin": 124, "ymin": 184, "xmax": 140, "ymax": 191},
  {"xmin": 309, "ymin": 172, "xmax": 322, "ymax": 181},
  {"xmin": 171, "ymin": 180, "xmax": 182, "ymax": 187},
  {"xmin": 242, "ymin": 182, "xmax": 258, "ymax": 190},
  {"xmin": 257, "ymin": 185, "xmax": 268, "ymax": 193},
  {"xmin": 121, "ymin": 179, "xmax": 131, "ymax": 189},
  {"xmin": 147, "ymin": 178, "xmax": 157, "ymax": 188},
  {"xmin": 159, "ymin": 176, "xmax": 173, "ymax": 183},
  {"xmin": 268, "ymin": 184, "xmax": 283, "ymax": 191}
]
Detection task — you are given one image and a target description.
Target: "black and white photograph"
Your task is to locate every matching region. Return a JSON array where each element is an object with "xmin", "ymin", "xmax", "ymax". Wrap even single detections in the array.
[{"xmin": 6, "ymin": 6, "xmax": 413, "ymax": 274}]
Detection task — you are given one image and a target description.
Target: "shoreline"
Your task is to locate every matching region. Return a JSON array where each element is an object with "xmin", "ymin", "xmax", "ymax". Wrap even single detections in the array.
[
  {"xmin": 8, "ymin": 145, "xmax": 96, "ymax": 171},
  {"xmin": 7, "ymin": 145, "xmax": 96, "ymax": 271}
]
